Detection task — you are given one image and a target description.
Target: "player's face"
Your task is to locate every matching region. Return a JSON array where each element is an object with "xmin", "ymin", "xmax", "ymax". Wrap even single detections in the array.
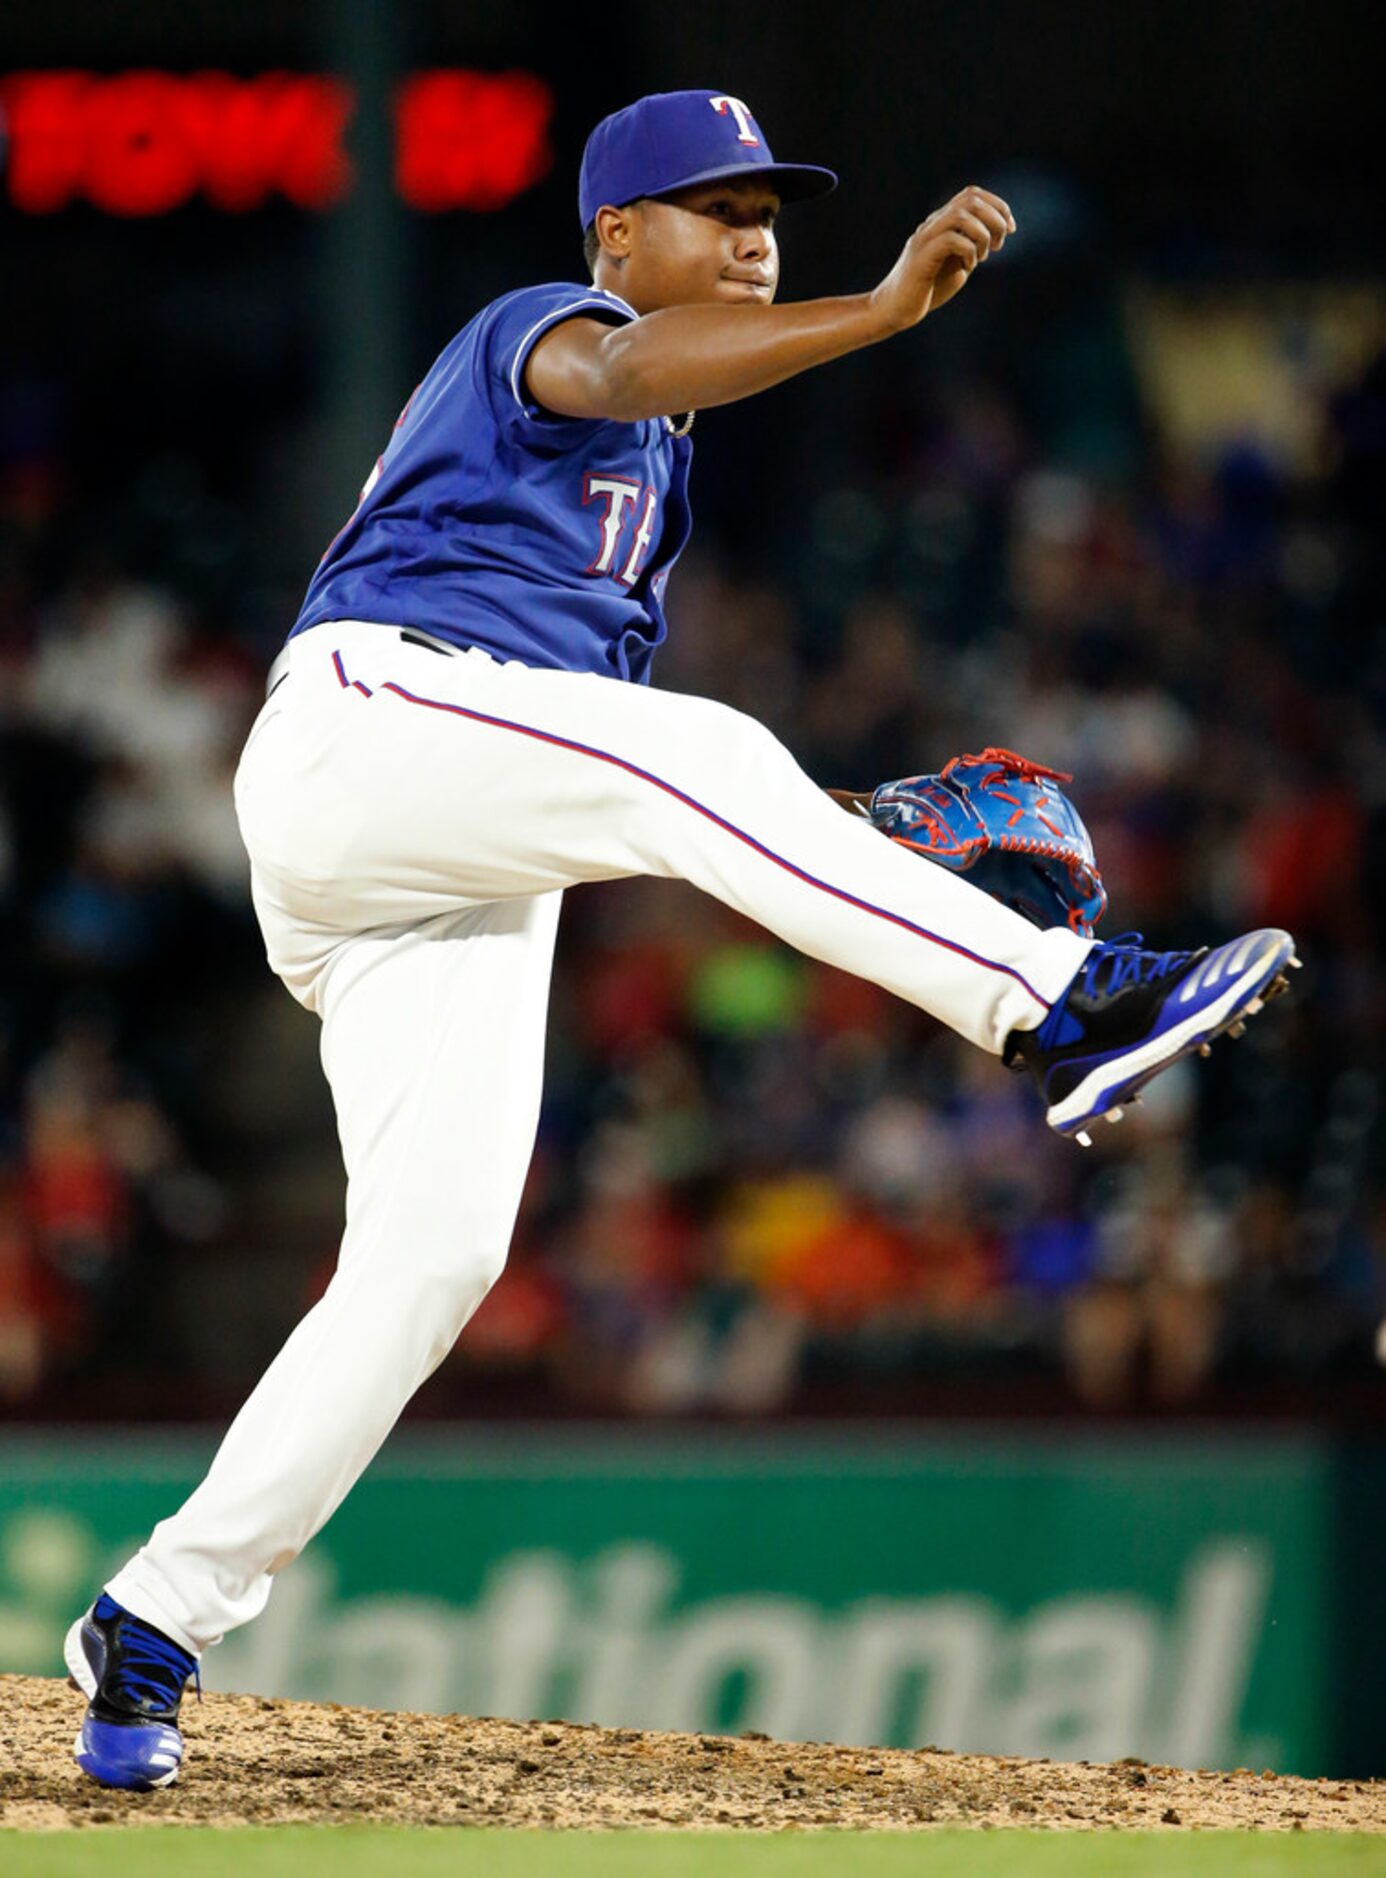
[{"xmin": 623, "ymin": 179, "xmax": 781, "ymax": 311}]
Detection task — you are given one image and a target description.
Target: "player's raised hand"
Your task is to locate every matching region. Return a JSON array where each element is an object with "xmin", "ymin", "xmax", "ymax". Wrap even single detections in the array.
[{"xmin": 870, "ymin": 185, "xmax": 1016, "ymax": 330}]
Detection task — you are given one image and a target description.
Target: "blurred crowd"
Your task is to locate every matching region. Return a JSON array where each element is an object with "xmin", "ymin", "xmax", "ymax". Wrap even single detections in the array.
[
  {"xmin": 1, "ymin": 330, "xmax": 1382, "ymax": 1421},
  {"xmin": 0, "ymin": 563, "xmax": 253, "ymax": 1407}
]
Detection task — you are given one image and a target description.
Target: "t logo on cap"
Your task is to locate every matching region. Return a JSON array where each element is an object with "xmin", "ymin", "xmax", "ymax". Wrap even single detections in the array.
[
  {"xmin": 710, "ymin": 96, "xmax": 760, "ymax": 146},
  {"xmin": 577, "ymin": 90, "xmax": 836, "ymax": 230}
]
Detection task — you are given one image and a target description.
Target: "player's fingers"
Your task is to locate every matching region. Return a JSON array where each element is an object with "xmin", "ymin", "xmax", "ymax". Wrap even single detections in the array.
[
  {"xmin": 963, "ymin": 185, "xmax": 1016, "ymax": 233},
  {"xmin": 965, "ymin": 198, "xmax": 1011, "ymax": 250},
  {"xmin": 934, "ymin": 230, "xmax": 980, "ymax": 272},
  {"xmin": 950, "ymin": 209, "xmax": 996, "ymax": 261}
]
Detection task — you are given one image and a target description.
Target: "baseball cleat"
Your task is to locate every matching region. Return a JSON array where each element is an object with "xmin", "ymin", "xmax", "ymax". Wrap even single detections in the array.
[
  {"xmin": 1006, "ymin": 928, "xmax": 1297, "ymax": 1142},
  {"xmin": 66, "ymin": 1594, "xmax": 200, "ymax": 1790}
]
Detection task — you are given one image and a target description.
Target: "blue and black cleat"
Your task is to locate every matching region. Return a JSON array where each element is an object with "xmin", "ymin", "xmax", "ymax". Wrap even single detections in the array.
[
  {"xmin": 1007, "ymin": 927, "xmax": 1299, "ymax": 1144},
  {"xmin": 66, "ymin": 1593, "xmax": 200, "ymax": 1790}
]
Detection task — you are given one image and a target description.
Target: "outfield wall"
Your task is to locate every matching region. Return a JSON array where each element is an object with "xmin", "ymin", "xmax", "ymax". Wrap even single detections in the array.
[{"xmin": 2, "ymin": 1428, "xmax": 1381, "ymax": 1777}]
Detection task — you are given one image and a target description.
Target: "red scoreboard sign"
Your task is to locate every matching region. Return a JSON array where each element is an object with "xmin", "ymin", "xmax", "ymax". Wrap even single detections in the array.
[{"xmin": 0, "ymin": 69, "xmax": 555, "ymax": 214}]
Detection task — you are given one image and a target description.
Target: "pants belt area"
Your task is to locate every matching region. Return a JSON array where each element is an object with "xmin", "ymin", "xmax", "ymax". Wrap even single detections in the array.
[{"xmin": 265, "ymin": 626, "xmax": 458, "ymax": 700}]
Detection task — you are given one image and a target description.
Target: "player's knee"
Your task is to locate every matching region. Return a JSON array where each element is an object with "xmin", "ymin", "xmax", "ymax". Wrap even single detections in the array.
[
  {"xmin": 464, "ymin": 1237, "xmax": 510, "ymax": 1302},
  {"xmin": 703, "ymin": 694, "xmax": 781, "ymax": 761},
  {"xmin": 342, "ymin": 1232, "xmax": 509, "ymax": 1347},
  {"xmin": 653, "ymin": 696, "xmax": 796, "ymax": 816},
  {"xmin": 420, "ymin": 1237, "xmax": 508, "ymax": 1327},
  {"xmin": 387, "ymin": 1242, "xmax": 506, "ymax": 1378},
  {"xmin": 723, "ymin": 705, "xmax": 810, "ymax": 806}
]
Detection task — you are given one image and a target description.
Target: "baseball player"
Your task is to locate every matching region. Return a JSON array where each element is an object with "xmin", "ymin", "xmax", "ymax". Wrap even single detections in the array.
[{"xmin": 65, "ymin": 90, "xmax": 1295, "ymax": 1789}]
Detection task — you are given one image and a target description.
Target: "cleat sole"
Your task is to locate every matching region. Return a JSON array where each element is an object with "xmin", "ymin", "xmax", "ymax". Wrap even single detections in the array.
[{"xmin": 74, "ymin": 1731, "xmax": 180, "ymax": 1791}]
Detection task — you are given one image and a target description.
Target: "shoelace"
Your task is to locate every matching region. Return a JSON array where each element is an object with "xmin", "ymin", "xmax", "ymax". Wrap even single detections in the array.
[
  {"xmin": 114, "ymin": 1622, "xmax": 202, "ymax": 1711},
  {"xmin": 1076, "ymin": 932, "xmax": 1195, "ymax": 997}
]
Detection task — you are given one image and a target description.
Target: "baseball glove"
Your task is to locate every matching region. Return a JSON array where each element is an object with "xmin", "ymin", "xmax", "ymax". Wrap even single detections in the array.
[{"xmin": 868, "ymin": 747, "xmax": 1107, "ymax": 936}]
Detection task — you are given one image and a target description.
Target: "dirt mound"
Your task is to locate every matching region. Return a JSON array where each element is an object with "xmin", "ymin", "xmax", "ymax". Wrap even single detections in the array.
[{"xmin": 2, "ymin": 1674, "xmax": 1382, "ymax": 1833}]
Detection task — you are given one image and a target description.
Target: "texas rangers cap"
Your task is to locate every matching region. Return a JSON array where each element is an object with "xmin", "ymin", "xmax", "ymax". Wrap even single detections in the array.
[{"xmin": 578, "ymin": 90, "xmax": 837, "ymax": 228}]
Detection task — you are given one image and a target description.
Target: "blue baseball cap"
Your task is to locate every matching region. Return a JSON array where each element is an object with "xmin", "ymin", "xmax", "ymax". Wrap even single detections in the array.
[{"xmin": 579, "ymin": 90, "xmax": 837, "ymax": 229}]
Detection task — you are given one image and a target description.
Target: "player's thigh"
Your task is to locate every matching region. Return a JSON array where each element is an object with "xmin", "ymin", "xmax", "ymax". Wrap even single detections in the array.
[
  {"xmin": 391, "ymin": 653, "xmax": 806, "ymax": 884},
  {"xmin": 239, "ymin": 626, "xmax": 813, "ymax": 905},
  {"xmin": 318, "ymin": 890, "xmax": 561, "ymax": 1291}
]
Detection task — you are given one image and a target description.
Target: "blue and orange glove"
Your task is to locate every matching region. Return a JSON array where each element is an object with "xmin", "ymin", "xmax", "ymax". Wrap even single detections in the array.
[{"xmin": 868, "ymin": 747, "xmax": 1107, "ymax": 936}]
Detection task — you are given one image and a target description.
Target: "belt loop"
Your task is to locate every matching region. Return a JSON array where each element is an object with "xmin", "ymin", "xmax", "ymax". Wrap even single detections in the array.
[
  {"xmin": 264, "ymin": 645, "xmax": 292, "ymax": 699},
  {"xmin": 399, "ymin": 628, "xmax": 457, "ymax": 657}
]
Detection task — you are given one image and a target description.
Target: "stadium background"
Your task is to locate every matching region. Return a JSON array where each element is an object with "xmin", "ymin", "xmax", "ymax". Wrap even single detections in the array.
[{"xmin": 0, "ymin": 0, "xmax": 1381, "ymax": 1781}]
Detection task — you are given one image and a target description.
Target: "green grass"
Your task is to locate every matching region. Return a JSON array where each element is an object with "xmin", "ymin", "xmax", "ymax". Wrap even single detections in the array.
[{"xmin": 1, "ymin": 1829, "xmax": 1383, "ymax": 1877}]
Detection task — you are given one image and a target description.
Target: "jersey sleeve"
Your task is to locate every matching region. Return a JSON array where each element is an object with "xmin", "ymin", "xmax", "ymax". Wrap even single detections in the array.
[{"xmin": 486, "ymin": 282, "xmax": 637, "ymax": 431}]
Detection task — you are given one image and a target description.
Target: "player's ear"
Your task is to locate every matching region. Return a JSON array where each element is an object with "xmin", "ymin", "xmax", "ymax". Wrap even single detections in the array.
[{"xmin": 594, "ymin": 202, "xmax": 634, "ymax": 267}]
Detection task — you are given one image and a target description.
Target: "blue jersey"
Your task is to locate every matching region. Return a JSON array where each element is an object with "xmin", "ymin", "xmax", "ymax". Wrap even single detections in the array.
[{"xmin": 290, "ymin": 282, "xmax": 695, "ymax": 685}]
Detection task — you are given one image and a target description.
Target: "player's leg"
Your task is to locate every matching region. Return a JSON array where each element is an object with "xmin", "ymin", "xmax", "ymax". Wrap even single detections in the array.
[
  {"xmin": 102, "ymin": 888, "xmax": 560, "ymax": 1653},
  {"xmin": 243, "ymin": 623, "xmax": 1293, "ymax": 1139},
  {"xmin": 415, "ymin": 651, "xmax": 1289, "ymax": 1129},
  {"xmin": 242, "ymin": 622, "xmax": 1086, "ymax": 1051}
]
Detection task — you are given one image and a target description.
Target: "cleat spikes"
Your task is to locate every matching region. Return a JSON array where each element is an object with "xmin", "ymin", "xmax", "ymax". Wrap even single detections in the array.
[
  {"xmin": 1246, "ymin": 997, "xmax": 1264, "ymax": 1015},
  {"xmin": 1075, "ymin": 1130, "xmax": 1092, "ymax": 1148},
  {"xmin": 1199, "ymin": 1042, "xmax": 1213, "ymax": 1058},
  {"xmin": 1106, "ymin": 1107, "xmax": 1124, "ymax": 1125},
  {"xmin": 1228, "ymin": 1020, "xmax": 1247, "ymax": 1039},
  {"xmin": 1289, "ymin": 956, "xmax": 1303, "ymax": 969}
]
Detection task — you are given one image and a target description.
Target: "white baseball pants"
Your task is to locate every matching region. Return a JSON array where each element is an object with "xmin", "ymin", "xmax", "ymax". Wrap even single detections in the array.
[{"xmin": 106, "ymin": 621, "xmax": 1089, "ymax": 1653}]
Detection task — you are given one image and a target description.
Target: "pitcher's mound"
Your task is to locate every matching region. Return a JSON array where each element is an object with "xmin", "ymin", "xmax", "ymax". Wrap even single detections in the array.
[{"xmin": 3, "ymin": 1675, "xmax": 1382, "ymax": 1832}]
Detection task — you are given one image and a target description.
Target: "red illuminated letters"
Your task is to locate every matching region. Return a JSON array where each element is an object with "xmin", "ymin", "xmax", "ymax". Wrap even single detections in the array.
[
  {"xmin": 177, "ymin": 73, "xmax": 354, "ymax": 212},
  {"xmin": 2, "ymin": 71, "xmax": 89, "ymax": 213},
  {"xmin": 87, "ymin": 72, "xmax": 200, "ymax": 216},
  {"xmin": 0, "ymin": 69, "xmax": 552, "ymax": 214},
  {"xmin": 395, "ymin": 70, "xmax": 552, "ymax": 212}
]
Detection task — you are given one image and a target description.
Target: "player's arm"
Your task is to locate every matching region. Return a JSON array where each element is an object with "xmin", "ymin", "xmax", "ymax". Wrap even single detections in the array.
[{"xmin": 527, "ymin": 186, "xmax": 1015, "ymax": 423}]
